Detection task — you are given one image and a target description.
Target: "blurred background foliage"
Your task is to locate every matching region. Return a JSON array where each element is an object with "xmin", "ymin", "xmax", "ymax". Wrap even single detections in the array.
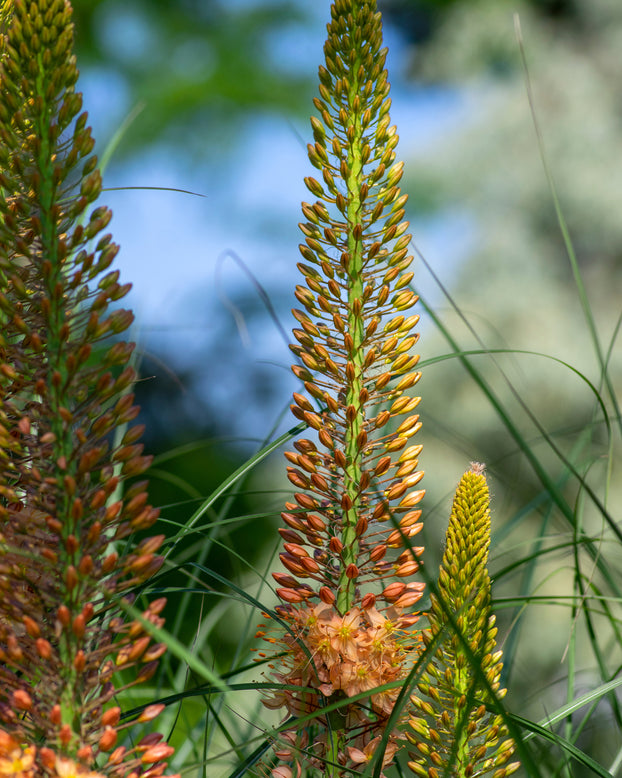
[{"xmin": 69, "ymin": 0, "xmax": 622, "ymax": 770}]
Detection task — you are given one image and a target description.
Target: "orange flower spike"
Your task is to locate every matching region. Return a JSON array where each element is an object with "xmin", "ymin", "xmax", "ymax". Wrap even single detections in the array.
[
  {"xmin": 277, "ymin": 0, "xmax": 423, "ymax": 617},
  {"xmin": 261, "ymin": 0, "xmax": 425, "ymax": 774},
  {"xmin": 0, "ymin": 0, "xmax": 172, "ymax": 772}
]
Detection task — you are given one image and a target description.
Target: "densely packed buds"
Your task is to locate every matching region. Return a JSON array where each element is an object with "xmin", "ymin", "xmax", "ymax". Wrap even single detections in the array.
[
  {"xmin": 258, "ymin": 0, "xmax": 424, "ymax": 774},
  {"xmin": 0, "ymin": 1, "xmax": 173, "ymax": 775},
  {"xmin": 407, "ymin": 465, "xmax": 520, "ymax": 778}
]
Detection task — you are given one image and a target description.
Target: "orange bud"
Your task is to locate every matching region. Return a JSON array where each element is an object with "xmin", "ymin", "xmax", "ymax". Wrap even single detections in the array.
[
  {"xmin": 0, "ymin": 730, "xmax": 19, "ymax": 753},
  {"xmin": 277, "ymin": 588, "xmax": 305, "ymax": 603},
  {"xmin": 65, "ymin": 565, "xmax": 78, "ymax": 590},
  {"xmin": 50, "ymin": 705, "xmax": 62, "ymax": 724},
  {"xmin": 372, "ymin": 501, "xmax": 389, "ymax": 520},
  {"xmin": 99, "ymin": 727, "xmax": 118, "ymax": 751},
  {"xmin": 12, "ymin": 689, "xmax": 32, "ymax": 710},
  {"xmin": 73, "ymin": 650, "xmax": 86, "ymax": 672},
  {"xmin": 297, "ymin": 454, "xmax": 317, "ymax": 473},
  {"xmin": 283, "ymin": 542, "xmax": 308, "ymax": 558},
  {"xmin": 39, "ymin": 748, "xmax": 56, "ymax": 769},
  {"xmin": 382, "ymin": 582, "xmax": 405, "ymax": 602},
  {"xmin": 102, "ymin": 552, "xmax": 118, "ymax": 573},
  {"xmin": 22, "ymin": 615, "xmax": 40, "ymax": 637},
  {"xmin": 395, "ymin": 560, "xmax": 419, "ymax": 577},
  {"xmin": 300, "ymin": 556, "xmax": 320, "ymax": 573},
  {"xmin": 310, "ymin": 473, "xmax": 329, "ymax": 492},
  {"xmin": 329, "ymin": 537, "xmax": 343, "ymax": 553},
  {"xmin": 78, "ymin": 554, "xmax": 94, "ymax": 576},
  {"xmin": 306, "ymin": 513, "xmax": 326, "ymax": 532},
  {"xmin": 280, "ymin": 554, "xmax": 305, "ymax": 575},
  {"xmin": 142, "ymin": 643, "xmax": 167, "ymax": 662},
  {"xmin": 138, "ymin": 704, "xmax": 165, "ymax": 723},
  {"xmin": 57, "ymin": 605, "xmax": 71, "ymax": 626},
  {"xmin": 141, "ymin": 744, "xmax": 174, "ymax": 763},
  {"xmin": 36, "ymin": 638, "xmax": 53, "ymax": 659},
  {"xmin": 361, "ymin": 592, "xmax": 376, "ymax": 609},
  {"xmin": 295, "ymin": 493, "xmax": 318, "ymax": 510},
  {"xmin": 386, "ymin": 480, "xmax": 408, "ymax": 501},
  {"xmin": 77, "ymin": 745, "xmax": 94, "ymax": 764},
  {"xmin": 71, "ymin": 498, "xmax": 83, "ymax": 521},
  {"xmin": 148, "ymin": 598, "xmax": 167, "ymax": 616},
  {"xmin": 128, "ymin": 636, "xmax": 151, "ymax": 662},
  {"xmin": 341, "ymin": 493, "xmax": 353, "ymax": 511},
  {"xmin": 272, "ymin": 572, "xmax": 297, "ymax": 587},
  {"xmin": 395, "ymin": 590, "xmax": 424, "ymax": 608},
  {"xmin": 90, "ymin": 490, "xmax": 107, "ymax": 509},
  {"xmin": 125, "ymin": 491, "xmax": 149, "ymax": 515},
  {"xmin": 136, "ymin": 661, "xmax": 158, "ymax": 683},
  {"xmin": 319, "ymin": 586, "xmax": 336, "ymax": 604},
  {"xmin": 282, "ymin": 512, "xmax": 306, "ymax": 531},
  {"xmin": 104, "ymin": 501, "xmax": 122, "ymax": 522},
  {"xmin": 87, "ymin": 520, "xmax": 102, "ymax": 542},
  {"xmin": 102, "ymin": 707, "xmax": 121, "ymax": 727},
  {"xmin": 107, "ymin": 746, "xmax": 127, "ymax": 765},
  {"xmin": 59, "ymin": 724, "xmax": 72, "ymax": 747},
  {"xmin": 398, "ymin": 489, "xmax": 425, "ymax": 509},
  {"xmin": 72, "ymin": 614, "xmax": 86, "ymax": 639},
  {"xmin": 386, "ymin": 436, "xmax": 407, "ymax": 452},
  {"xmin": 287, "ymin": 469, "xmax": 309, "ymax": 489},
  {"xmin": 370, "ymin": 544, "xmax": 387, "ymax": 561},
  {"xmin": 318, "ymin": 428, "xmax": 334, "ymax": 448}
]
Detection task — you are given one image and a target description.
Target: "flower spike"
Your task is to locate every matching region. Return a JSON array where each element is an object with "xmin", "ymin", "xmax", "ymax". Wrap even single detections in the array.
[
  {"xmin": 0, "ymin": 1, "xmax": 174, "ymax": 775},
  {"xmin": 259, "ymin": 0, "xmax": 424, "ymax": 774},
  {"xmin": 407, "ymin": 465, "xmax": 520, "ymax": 778}
]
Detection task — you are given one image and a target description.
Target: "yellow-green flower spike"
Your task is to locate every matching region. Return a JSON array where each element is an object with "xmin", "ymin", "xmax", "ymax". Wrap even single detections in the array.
[{"xmin": 407, "ymin": 464, "xmax": 520, "ymax": 778}]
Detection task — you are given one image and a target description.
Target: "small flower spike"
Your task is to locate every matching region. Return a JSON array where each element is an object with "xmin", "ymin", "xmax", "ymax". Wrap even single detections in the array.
[
  {"xmin": 407, "ymin": 465, "xmax": 520, "ymax": 778},
  {"xmin": 0, "ymin": 1, "xmax": 173, "ymax": 776},
  {"xmin": 259, "ymin": 0, "xmax": 424, "ymax": 774}
]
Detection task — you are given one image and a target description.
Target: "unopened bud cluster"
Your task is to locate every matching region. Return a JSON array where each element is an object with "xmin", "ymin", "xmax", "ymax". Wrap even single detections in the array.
[{"xmin": 407, "ymin": 466, "xmax": 519, "ymax": 778}]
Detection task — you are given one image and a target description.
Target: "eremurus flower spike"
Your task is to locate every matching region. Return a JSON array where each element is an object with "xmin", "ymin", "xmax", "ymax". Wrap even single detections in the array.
[
  {"xmin": 407, "ymin": 465, "xmax": 519, "ymax": 778},
  {"xmin": 259, "ymin": 0, "xmax": 424, "ymax": 774},
  {"xmin": 284, "ymin": 0, "xmax": 423, "ymax": 619},
  {"xmin": 0, "ymin": 1, "xmax": 174, "ymax": 776}
]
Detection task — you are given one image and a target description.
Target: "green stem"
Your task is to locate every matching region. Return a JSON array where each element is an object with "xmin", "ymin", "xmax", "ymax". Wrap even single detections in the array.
[
  {"xmin": 33, "ymin": 47, "xmax": 81, "ymax": 748},
  {"xmin": 337, "ymin": 21, "xmax": 366, "ymax": 616}
]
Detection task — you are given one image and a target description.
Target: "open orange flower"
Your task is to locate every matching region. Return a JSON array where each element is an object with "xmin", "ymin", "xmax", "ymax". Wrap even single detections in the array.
[{"xmin": 0, "ymin": 742, "xmax": 35, "ymax": 778}]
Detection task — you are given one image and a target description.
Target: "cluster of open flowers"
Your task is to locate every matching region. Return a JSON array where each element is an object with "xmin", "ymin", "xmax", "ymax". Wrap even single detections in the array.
[
  {"xmin": 0, "ymin": 730, "xmax": 174, "ymax": 778},
  {"xmin": 261, "ymin": 600, "xmax": 420, "ymax": 774},
  {"xmin": 0, "ymin": 734, "xmax": 104, "ymax": 778}
]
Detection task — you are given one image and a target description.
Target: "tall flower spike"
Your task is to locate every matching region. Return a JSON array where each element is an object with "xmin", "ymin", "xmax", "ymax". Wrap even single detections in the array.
[
  {"xmin": 407, "ymin": 465, "xmax": 519, "ymax": 778},
  {"xmin": 260, "ymin": 0, "xmax": 424, "ymax": 774},
  {"xmin": 0, "ymin": 2, "xmax": 174, "ymax": 776}
]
